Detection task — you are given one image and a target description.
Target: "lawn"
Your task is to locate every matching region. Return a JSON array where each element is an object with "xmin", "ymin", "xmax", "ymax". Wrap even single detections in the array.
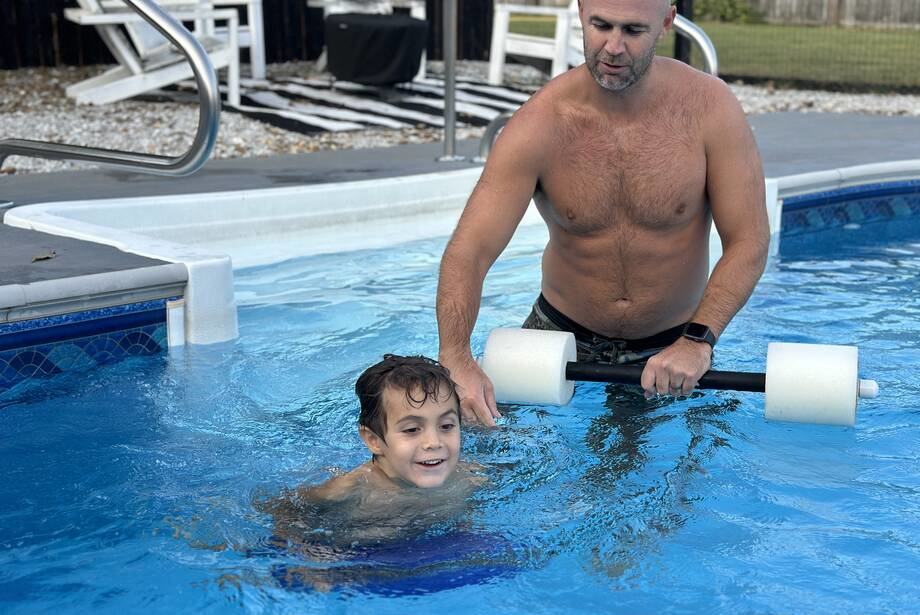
[{"xmin": 508, "ymin": 15, "xmax": 920, "ymax": 90}]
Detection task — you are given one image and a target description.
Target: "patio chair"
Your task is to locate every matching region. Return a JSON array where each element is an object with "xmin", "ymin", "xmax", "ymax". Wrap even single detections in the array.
[
  {"xmin": 307, "ymin": 0, "xmax": 427, "ymax": 81},
  {"xmin": 488, "ymin": 0, "xmax": 582, "ymax": 85},
  {"xmin": 487, "ymin": 0, "xmax": 714, "ymax": 85},
  {"xmin": 126, "ymin": 0, "xmax": 265, "ymax": 79},
  {"xmin": 187, "ymin": 0, "xmax": 267, "ymax": 78},
  {"xmin": 104, "ymin": 1, "xmax": 263, "ymax": 78},
  {"xmin": 64, "ymin": 0, "xmax": 240, "ymax": 106}
]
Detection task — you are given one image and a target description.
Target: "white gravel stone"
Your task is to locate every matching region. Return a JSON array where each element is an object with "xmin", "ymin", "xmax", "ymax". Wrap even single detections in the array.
[{"xmin": 2, "ymin": 61, "xmax": 919, "ymax": 176}]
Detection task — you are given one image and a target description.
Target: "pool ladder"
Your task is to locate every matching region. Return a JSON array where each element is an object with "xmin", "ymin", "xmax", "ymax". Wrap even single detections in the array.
[
  {"xmin": 476, "ymin": 13, "xmax": 720, "ymax": 162},
  {"xmin": 0, "ymin": 0, "xmax": 220, "ymax": 177}
]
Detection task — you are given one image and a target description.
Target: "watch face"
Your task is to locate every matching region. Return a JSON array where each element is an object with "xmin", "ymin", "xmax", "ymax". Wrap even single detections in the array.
[{"xmin": 684, "ymin": 322, "xmax": 709, "ymax": 339}]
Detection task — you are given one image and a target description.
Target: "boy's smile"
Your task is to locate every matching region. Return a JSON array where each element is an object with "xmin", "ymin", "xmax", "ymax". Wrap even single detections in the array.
[{"xmin": 362, "ymin": 384, "xmax": 461, "ymax": 489}]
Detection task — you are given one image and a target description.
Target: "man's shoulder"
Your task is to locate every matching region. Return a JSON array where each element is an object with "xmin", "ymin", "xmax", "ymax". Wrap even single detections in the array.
[
  {"xmin": 509, "ymin": 69, "xmax": 587, "ymax": 132},
  {"xmin": 494, "ymin": 80, "xmax": 569, "ymax": 158},
  {"xmin": 652, "ymin": 57, "xmax": 740, "ymax": 114},
  {"xmin": 655, "ymin": 57, "xmax": 725, "ymax": 91},
  {"xmin": 522, "ymin": 66, "xmax": 584, "ymax": 112}
]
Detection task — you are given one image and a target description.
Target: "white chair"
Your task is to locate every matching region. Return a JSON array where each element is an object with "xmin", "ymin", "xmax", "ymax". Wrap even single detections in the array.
[
  {"xmin": 488, "ymin": 0, "xmax": 581, "ymax": 85},
  {"xmin": 101, "ymin": 0, "xmax": 265, "ymax": 79},
  {"xmin": 65, "ymin": 0, "xmax": 240, "ymax": 105},
  {"xmin": 488, "ymin": 1, "xmax": 717, "ymax": 85},
  {"xmin": 204, "ymin": 0, "xmax": 266, "ymax": 79},
  {"xmin": 306, "ymin": 0, "xmax": 427, "ymax": 81}
]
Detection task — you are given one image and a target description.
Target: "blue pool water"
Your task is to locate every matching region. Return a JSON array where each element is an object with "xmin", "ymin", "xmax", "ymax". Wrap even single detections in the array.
[{"xmin": 1, "ymin": 215, "xmax": 919, "ymax": 614}]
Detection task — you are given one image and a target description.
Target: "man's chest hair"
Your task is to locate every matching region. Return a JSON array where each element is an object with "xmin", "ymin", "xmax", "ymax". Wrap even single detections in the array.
[{"xmin": 539, "ymin": 127, "xmax": 706, "ymax": 233}]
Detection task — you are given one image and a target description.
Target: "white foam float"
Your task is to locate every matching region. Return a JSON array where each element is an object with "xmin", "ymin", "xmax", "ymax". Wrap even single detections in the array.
[{"xmin": 480, "ymin": 328, "xmax": 879, "ymax": 427}]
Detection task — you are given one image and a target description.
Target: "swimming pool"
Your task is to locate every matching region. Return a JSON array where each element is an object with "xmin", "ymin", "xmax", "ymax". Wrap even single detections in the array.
[{"xmin": 1, "ymin": 191, "xmax": 918, "ymax": 612}]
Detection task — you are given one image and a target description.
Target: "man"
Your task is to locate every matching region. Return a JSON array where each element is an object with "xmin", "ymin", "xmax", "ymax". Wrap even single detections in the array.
[{"xmin": 436, "ymin": 0, "xmax": 769, "ymax": 426}]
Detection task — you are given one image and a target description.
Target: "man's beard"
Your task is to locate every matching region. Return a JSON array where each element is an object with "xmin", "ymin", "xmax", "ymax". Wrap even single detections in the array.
[{"xmin": 585, "ymin": 43, "xmax": 656, "ymax": 92}]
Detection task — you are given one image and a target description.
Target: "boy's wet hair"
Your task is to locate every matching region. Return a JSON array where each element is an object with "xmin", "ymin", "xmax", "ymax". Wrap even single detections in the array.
[{"xmin": 355, "ymin": 354, "xmax": 459, "ymax": 440}]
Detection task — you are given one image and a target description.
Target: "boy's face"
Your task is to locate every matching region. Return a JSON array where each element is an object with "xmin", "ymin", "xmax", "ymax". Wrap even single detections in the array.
[{"xmin": 362, "ymin": 384, "xmax": 461, "ymax": 488}]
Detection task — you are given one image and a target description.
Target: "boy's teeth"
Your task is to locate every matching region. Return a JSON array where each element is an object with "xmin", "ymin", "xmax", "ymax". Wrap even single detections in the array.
[{"xmin": 419, "ymin": 459, "xmax": 442, "ymax": 465}]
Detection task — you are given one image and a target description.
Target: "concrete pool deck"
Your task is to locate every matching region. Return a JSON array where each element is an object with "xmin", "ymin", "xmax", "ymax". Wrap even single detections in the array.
[{"xmin": 2, "ymin": 111, "xmax": 920, "ymax": 301}]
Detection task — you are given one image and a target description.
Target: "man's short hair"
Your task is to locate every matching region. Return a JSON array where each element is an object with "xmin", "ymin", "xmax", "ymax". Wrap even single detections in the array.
[{"xmin": 355, "ymin": 354, "xmax": 459, "ymax": 440}]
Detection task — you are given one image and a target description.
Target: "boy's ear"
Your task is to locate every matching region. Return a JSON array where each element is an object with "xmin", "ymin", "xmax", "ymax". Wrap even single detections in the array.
[{"xmin": 359, "ymin": 426, "xmax": 386, "ymax": 456}]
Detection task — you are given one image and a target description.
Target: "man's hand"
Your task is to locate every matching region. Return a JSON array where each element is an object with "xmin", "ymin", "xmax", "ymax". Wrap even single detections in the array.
[
  {"xmin": 640, "ymin": 338, "xmax": 712, "ymax": 398},
  {"xmin": 440, "ymin": 355, "xmax": 502, "ymax": 427}
]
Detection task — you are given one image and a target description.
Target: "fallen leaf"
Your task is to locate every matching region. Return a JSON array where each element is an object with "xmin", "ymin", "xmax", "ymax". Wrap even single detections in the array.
[{"xmin": 32, "ymin": 250, "xmax": 57, "ymax": 262}]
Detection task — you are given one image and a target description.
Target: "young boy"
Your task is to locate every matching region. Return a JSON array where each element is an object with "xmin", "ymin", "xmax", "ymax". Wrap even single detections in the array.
[{"xmin": 262, "ymin": 354, "xmax": 484, "ymax": 550}]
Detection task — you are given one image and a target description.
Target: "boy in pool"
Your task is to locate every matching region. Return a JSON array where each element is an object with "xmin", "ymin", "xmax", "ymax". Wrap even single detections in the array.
[{"xmin": 261, "ymin": 354, "xmax": 485, "ymax": 550}]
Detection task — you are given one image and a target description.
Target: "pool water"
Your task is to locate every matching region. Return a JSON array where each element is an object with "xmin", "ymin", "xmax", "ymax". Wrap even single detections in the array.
[{"xmin": 1, "ymin": 217, "xmax": 919, "ymax": 614}]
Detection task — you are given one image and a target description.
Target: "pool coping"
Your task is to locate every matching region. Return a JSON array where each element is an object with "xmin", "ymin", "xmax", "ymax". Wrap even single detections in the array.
[{"xmin": 0, "ymin": 263, "xmax": 187, "ymax": 322}]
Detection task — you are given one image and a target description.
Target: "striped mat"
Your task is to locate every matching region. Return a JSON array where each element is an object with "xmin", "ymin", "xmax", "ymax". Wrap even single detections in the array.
[{"xmin": 168, "ymin": 75, "xmax": 534, "ymax": 133}]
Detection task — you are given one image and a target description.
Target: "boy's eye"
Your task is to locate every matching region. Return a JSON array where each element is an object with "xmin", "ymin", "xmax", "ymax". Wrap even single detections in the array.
[
  {"xmin": 440, "ymin": 423, "xmax": 456, "ymax": 431},
  {"xmin": 402, "ymin": 427, "xmax": 420, "ymax": 434}
]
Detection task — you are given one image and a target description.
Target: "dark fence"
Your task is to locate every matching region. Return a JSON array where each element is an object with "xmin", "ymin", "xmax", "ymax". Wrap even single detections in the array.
[{"xmin": 0, "ymin": 0, "xmax": 493, "ymax": 69}]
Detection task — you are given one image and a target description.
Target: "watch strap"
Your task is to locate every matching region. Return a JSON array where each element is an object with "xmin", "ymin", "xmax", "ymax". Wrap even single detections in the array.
[{"xmin": 682, "ymin": 322, "xmax": 717, "ymax": 347}]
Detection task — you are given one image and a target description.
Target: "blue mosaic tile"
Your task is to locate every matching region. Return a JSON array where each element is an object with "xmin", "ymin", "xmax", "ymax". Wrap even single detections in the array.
[
  {"xmin": 0, "ymin": 323, "xmax": 167, "ymax": 393},
  {"xmin": 859, "ymin": 199, "xmax": 894, "ymax": 221},
  {"xmin": 8, "ymin": 349, "xmax": 61, "ymax": 379},
  {"xmin": 817, "ymin": 204, "xmax": 850, "ymax": 227},
  {"xmin": 781, "ymin": 182, "xmax": 920, "ymax": 237},
  {"xmin": 783, "ymin": 210, "xmax": 810, "ymax": 232},
  {"xmin": 46, "ymin": 343, "xmax": 99, "ymax": 372},
  {"xmin": 82, "ymin": 335, "xmax": 127, "ymax": 365},
  {"xmin": 0, "ymin": 295, "xmax": 175, "ymax": 394},
  {"xmin": 151, "ymin": 326, "xmax": 168, "ymax": 348},
  {"xmin": 119, "ymin": 330, "xmax": 162, "ymax": 355}
]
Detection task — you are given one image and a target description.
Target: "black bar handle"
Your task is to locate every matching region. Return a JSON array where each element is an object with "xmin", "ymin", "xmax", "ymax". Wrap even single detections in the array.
[{"xmin": 565, "ymin": 362, "xmax": 766, "ymax": 393}]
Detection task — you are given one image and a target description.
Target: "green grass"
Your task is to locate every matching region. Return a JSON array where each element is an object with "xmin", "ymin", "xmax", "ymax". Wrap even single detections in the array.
[{"xmin": 508, "ymin": 15, "xmax": 920, "ymax": 90}]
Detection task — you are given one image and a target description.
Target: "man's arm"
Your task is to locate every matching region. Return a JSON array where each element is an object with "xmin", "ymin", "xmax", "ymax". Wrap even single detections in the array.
[
  {"xmin": 437, "ymin": 105, "xmax": 546, "ymax": 425},
  {"xmin": 642, "ymin": 80, "xmax": 770, "ymax": 397}
]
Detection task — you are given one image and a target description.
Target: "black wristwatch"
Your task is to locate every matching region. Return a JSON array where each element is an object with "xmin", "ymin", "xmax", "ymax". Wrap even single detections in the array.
[{"xmin": 682, "ymin": 322, "xmax": 717, "ymax": 348}]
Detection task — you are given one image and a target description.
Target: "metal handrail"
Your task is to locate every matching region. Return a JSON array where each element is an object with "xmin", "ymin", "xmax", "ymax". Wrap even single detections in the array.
[
  {"xmin": 476, "ymin": 111, "xmax": 512, "ymax": 162},
  {"xmin": 477, "ymin": 14, "xmax": 719, "ymax": 161},
  {"xmin": 0, "ymin": 0, "xmax": 220, "ymax": 177},
  {"xmin": 674, "ymin": 14, "xmax": 718, "ymax": 75}
]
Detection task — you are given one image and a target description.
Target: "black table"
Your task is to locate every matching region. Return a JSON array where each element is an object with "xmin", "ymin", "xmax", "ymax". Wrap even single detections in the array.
[{"xmin": 325, "ymin": 13, "xmax": 428, "ymax": 85}]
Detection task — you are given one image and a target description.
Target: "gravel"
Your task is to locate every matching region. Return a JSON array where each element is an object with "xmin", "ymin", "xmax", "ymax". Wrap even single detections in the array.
[{"xmin": 2, "ymin": 60, "xmax": 919, "ymax": 175}]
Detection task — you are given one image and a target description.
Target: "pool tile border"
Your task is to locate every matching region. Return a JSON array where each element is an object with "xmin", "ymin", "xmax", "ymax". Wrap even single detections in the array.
[
  {"xmin": 781, "ymin": 180, "xmax": 920, "ymax": 236},
  {"xmin": 0, "ymin": 298, "xmax": 177, "ymax": 393}
]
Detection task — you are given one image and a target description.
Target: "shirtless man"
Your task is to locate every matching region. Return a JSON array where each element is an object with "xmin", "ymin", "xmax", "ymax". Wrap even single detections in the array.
[{"xmin": 436, "ymin": 0, "xmax": 770, "ymax": 426}]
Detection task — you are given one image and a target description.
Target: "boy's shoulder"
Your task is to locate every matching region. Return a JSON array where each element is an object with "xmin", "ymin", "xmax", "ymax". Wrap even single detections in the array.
[{"xmin": 297, "ymin": 462, "xmax": 381, "ymax": 502}]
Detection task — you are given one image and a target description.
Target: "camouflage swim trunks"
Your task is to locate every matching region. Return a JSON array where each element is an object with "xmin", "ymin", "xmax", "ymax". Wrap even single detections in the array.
[{"xmin": 521, "ymin": 294, "xmax": 686, "ymax": 364}]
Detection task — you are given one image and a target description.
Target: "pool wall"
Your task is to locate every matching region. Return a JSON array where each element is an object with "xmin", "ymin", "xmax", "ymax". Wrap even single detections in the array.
[{"xmin": 1, "ymin": 160, "xmax": 918, "ymax": 393}]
